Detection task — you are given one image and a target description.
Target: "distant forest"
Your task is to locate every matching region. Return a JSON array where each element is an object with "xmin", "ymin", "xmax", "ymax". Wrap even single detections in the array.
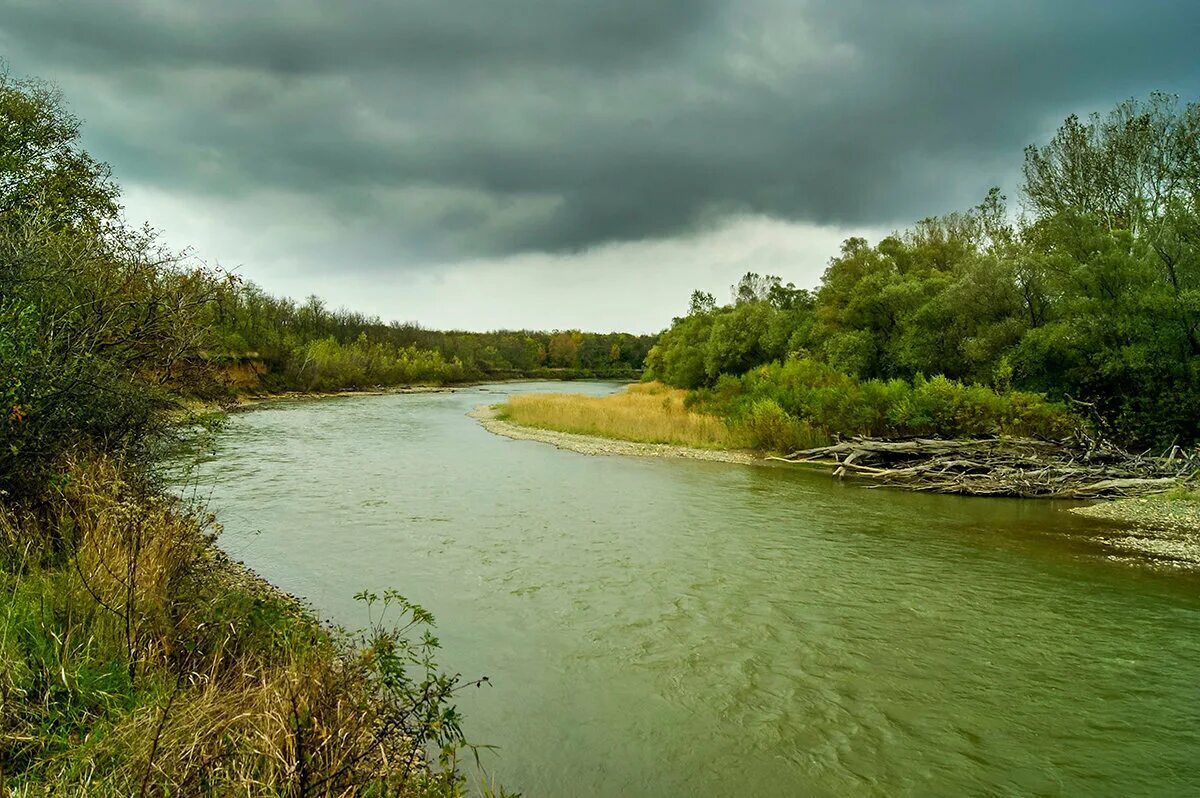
[
  {"xmin": 648, "ymin": 94, "xmax": 1200, "ymax": 448},
  {"xmin": 205, "ymin": 283, "xmax": 657, "ymax": 391}
]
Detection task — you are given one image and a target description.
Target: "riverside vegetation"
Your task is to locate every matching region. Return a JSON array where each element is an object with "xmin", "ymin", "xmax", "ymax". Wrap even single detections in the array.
[
  {"xmin": 6, "ymin": 62, "xmax": 1200, "ymax": 790},
  {"xmin": 0, "ymin": 72, "xmax": 526, "ymax": 794},
  {"xmin": 649, "ymin": 94, "xmax": 1200, "ymax": 453},
  {"xmin": 500, "ymin": 94, "xmax": 1200, "ymax": 498}
]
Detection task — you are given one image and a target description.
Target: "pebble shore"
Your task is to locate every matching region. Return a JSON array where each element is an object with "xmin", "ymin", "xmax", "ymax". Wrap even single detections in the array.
[
  {"xmin": 199, "ymin": 542, "xmax": 317, "ymax": 622},
  {"xmin": 1071, "ymin": 495, "xmax": 1200, "ymax": 568}
]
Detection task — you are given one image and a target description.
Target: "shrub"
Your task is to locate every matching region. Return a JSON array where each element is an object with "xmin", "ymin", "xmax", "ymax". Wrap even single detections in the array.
[
  {"xmin": 0, "ymin": 223, "xmax": 219, "ymax": 500},
  {"xmin": 0, "ymin": 458, "xmax": 484, "ymax": 795},
  {"xmin": 696, "ymin": 357, "xmax": 1078, "ymax": 442},
  {"xmin": 734, "ymin": 398, "xmax": 825, "ymax": 453}
]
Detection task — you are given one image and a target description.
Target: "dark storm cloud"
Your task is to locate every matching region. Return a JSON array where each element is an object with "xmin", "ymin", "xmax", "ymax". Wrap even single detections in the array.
[{"xmin": 3, "ymin": 0, "xmax": 1199, "ymax": 258}]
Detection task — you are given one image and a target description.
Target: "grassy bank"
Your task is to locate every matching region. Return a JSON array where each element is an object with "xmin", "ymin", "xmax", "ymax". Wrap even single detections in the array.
[
  {"xmin": 0, "ymin": 457, "xmax": 487, "ymax": 796},
  {"xmin": 494, "ymin": 381, "xmax": 1194, "ymax": 502},
  {"xmin": 500, "ymin": 383, "xmax": 741, "ymax": 449},
  {"xmin": 498, "ymin": 367, "xmax": 1078, "ymax": 456}
]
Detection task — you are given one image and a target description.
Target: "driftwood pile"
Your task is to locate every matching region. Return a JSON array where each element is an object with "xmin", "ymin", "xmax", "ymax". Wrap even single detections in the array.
[{"xmin": 768, "ymin": 436, "xmax": 1199, "ymax": 498}]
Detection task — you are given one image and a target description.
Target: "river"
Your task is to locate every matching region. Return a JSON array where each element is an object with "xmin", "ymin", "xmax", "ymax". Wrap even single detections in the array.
[{"xmin": 185, "ymin": 381, "xmax": 1200, "ymax": 796}]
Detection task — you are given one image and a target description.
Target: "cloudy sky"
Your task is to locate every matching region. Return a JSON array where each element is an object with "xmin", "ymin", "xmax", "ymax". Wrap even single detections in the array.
[{"xmin": 3, "ymin": 1, "xmax": 1198, "ymax": 332}]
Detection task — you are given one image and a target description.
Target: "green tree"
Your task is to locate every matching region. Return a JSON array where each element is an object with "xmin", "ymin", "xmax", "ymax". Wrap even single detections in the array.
[
  {"xmin": 0, "ymin": 73, "xmax": 119, "ymax": 234},
  {"xmin": 548, "ymin": 330, "xmax": 582, "ymax": 368}
]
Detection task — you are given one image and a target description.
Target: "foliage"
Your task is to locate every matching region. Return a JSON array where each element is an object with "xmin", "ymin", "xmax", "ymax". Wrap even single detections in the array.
[
  {"xmin": 0, "ymin": 73, "xmax": 119, "ymax": 233},
  {"xmin": 690, "ymin": 358, "xmax": 1076, "ymax": 452},
  {"xmin": 289, "ymin": 334, "xmax": 469, "ymax": 392},
  {"xmin": 648, "ymin": 95, "xmax": 1200, "ymax": 448},
  {"xmin": 0, "ymin": 69, "xmax": 510, "ymax": 795},
  {"xmin": 0, "ymin": 78, "xmax": 222, "ymax": 500},
  {"xmin": 204, "ymin": 282, "xmax": 654, "ymax": 391}
]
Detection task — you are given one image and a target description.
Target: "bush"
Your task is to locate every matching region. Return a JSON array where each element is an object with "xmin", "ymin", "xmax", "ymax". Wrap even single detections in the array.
[
  {"xmin": 0, "ymin": 221, "xmax": 219, "ymax": 500},
  {"xmin": 696, "ymin": 357, "xmax": 1078, "ymax": 443},
  {"xmin": 0, "ymin": 458, "xmax": 483, "ymax": 795},
  {"xmin": 733, "ymin": 398, "xmax": 825, "ymax": 453}
]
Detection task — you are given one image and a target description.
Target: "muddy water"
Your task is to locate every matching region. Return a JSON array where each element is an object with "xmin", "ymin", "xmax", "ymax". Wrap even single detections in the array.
[{"xmin": 187, "ymin": 382, "xmax": 1200, "ymax": 796}]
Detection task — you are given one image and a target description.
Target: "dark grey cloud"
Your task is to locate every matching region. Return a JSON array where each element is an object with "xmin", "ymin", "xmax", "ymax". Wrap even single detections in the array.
[{"xmin": 3, "ymin": 0, "xmax": 1199, "ymax": 260}]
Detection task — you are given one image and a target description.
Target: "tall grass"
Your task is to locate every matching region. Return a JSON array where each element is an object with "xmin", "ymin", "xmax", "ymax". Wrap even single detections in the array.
[
  {"xmin": 500, "ymin": 383, "xmax": 741, "ymax": 449},
  {"xmin": 0, "ymin": 457, "xmax": 487, "ymax": 796}
]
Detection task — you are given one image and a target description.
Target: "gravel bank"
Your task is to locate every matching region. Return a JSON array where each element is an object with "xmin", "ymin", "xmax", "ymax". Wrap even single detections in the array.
[
  {"xmin": 469, "ymin": 404, "xmax": 761, "ymax": 465},
  {"xmin": 1071, "ymin": 495, "xmax": 1200, "ymax": 568},
  {"xmin": 229, "ymin": 384, "xmax": 457, "ymax": 410}
]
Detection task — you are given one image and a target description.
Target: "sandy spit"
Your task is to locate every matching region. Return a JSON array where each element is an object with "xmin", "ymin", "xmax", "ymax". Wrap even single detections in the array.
[
  {"xmin": 222, "ymin": 378, "xmax": 599, "ymax": 412},
  {"xmin": 468, "ymin": 404, "xmax": 762, "ymax": 465}
]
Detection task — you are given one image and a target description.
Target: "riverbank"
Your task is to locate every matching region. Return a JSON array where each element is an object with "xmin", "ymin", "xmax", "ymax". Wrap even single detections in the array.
[
  {"xmin": 470, "ymin": 404, "xmax": 760, "ymax": 465},
  {"xmin": 474, "ymin": 390, "xmax": 1200, "ymax": 569},
  {"xmin": 486, "ymin": 387, "xmax": 1195, "ymax": 498},
  {"xmin": 0, "ymin": 455, "xmax": 475, "ymax": 794},
  {"xmin": 224, "ymin": 382, "xmax": 459, "ymax": 410},
  {"xmin": 204, "ymin": 376, "xmax": 625, "ymax": 413}
]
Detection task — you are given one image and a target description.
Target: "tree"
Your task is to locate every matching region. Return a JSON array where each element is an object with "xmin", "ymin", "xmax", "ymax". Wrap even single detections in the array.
[
  {"xmin": 703, "ymin": 302, "xmax": 773, "ymax": 380},
  {"xmin": 688, "ymin": 290, "xmax": 716, "ymax": 315},
  {"xmin": 0, "ymin": 72, "xmax": 119, "ymax": 234},
  {"xmin": 0, "ymin": 75, "xmax": 222, "ymax": 497},
  {"xmin": 731, "ymin": 272, "xmax": 781, "ymax": 305},
  {"xmin": 547, "ymin": 331, "xmax": 581, "ymax": 368},
  {"xmin": 645, "ymin": 95, "xmax": 1200, "ymax": 447},
  {"xmin": 1023, "ymin": 93, "xmax": 1200, "ymax": 235}
]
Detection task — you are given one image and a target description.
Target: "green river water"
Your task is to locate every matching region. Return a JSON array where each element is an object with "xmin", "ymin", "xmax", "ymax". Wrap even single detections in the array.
[{"xmin": 186, "ymin": 381, "xmax": 1200, "ymax": 796}]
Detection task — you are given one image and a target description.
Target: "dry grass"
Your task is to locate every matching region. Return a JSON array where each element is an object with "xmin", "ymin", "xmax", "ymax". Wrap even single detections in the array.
[
  {"xmin": 500, "ymin": 382, "xmax": 742, "ymax": 449},
  {"xmin": 1, "ymin": 456, "xmax": 473, "ymax": 797},
  {"xmin": 63, "ymin": 651, "xmax": 424, "ymax": 796}
]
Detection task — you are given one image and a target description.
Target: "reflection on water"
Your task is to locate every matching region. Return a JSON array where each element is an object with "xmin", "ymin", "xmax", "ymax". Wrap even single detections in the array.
[{"xmin": 185, "ymin": 382, "xmax": 1200, "ymax": 797}]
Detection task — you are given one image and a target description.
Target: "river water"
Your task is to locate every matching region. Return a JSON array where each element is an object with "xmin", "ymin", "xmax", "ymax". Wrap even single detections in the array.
[{"xmin": 185, "ymin": 382, "xmax": 1200, "ymax": 796}]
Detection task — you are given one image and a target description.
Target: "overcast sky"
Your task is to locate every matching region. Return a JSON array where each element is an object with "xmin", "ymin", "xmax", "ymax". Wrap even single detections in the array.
[{"xmin": 3, "ymin": 1, "xmax": 1199, "ymax": 332}]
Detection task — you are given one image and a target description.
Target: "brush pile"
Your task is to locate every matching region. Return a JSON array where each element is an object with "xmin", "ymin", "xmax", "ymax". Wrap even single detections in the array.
[{"xmin": 768, "ymin": 435, "xmax": 1200, "ymax": 498}]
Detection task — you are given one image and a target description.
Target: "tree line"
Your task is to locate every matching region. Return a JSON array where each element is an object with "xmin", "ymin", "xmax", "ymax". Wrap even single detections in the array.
[
  {"xmin": 204, "ymin": 281, "xmax": 655, "ymax": 390},
  {"xmin": 648, "ymin": 93, "xmax": 1200, "ymax": 449}
]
